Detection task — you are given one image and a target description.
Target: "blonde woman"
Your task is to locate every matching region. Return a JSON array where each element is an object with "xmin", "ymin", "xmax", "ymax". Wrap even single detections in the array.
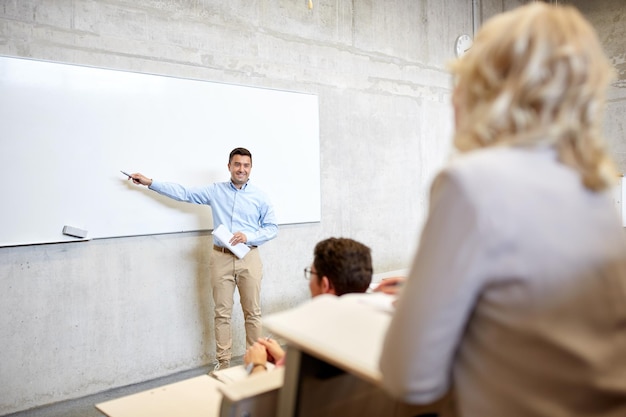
[{"xmin": 380, "ymin": 3, "xmax": 626, "ymax": 417}]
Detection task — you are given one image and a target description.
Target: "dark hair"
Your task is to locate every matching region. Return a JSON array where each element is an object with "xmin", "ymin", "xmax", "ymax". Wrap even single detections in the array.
[
  {"xmin": 229, "ymin": 147, "xmax": 252, "ymax": 163},
  {"xmin": 313, "ymin": 237, "xmax": 373, "ymax": 295}
]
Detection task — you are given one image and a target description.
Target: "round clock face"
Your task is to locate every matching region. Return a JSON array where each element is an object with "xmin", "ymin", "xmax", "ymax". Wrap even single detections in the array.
[{"xmin": 455, "ymin": 34, "xmax": 473, "ymax": 57}]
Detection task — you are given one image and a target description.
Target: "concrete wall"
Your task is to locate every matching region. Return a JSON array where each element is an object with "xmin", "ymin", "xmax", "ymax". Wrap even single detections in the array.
[
  {"xmin": 569, "ymin": 0, "xmax": 626, "ymax": 170},
  {"xmin": 0, "ymin": 0, "xmax": 624, "ymax": 414}
]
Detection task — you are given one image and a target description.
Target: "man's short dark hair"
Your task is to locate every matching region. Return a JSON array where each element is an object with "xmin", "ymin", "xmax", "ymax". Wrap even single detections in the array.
[
  {"xmin": 313, "ymin": 237, "xmax": 373, "ymax": 295},
  {"xmin": 229, "ymin": 147, "xmax": 252, "ymax": 163}
]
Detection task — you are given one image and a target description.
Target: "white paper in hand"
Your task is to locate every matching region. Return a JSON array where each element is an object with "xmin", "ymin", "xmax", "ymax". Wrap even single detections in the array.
[{"xmin": 212, "ymin": 224, "xmax": 250, "ymax": 259}]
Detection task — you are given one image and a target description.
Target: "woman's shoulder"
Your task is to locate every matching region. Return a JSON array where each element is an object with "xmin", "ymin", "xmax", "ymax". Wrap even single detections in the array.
[
  {"xmin": 446, "ymin": 146, "xmax": 557, "ymax": 179},
  {"xmin": 438, "ymin": 146, "xmax": 564, "ymax": 202},
  {"xmin": 451, "ymin": 146, "xmax": 553, "ymax": 168}
]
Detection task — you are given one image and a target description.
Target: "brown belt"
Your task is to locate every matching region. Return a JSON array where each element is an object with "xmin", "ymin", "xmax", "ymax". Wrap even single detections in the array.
[{"xmin": 213, "ymin": 244, "xmax": 256, "ymax": 256}]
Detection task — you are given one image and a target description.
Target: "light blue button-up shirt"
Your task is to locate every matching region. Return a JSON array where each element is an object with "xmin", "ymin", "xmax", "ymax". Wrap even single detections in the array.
[{"xmin": 149, "ymin": 180, "xmax": 278, "ymax": 247}]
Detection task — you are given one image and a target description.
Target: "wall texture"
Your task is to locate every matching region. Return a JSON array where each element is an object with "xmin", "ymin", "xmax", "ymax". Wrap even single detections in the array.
[
  {"xmin": 570, "ymin": 0, "xmax": 626, "ymax": 170},
  {"xmin": 0, "ymin": 0, "xmax": 623, "ymax": 414}
]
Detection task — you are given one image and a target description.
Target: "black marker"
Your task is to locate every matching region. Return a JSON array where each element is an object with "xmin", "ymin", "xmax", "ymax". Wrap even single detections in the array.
[{"xmin": 120, "ymin": 170, "xmax": 132, "ymax": 179}]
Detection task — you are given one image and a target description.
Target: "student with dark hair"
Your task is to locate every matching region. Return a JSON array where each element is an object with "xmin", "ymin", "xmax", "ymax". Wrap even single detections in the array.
[{"xmin": 244, "ymin": 237, "xmax": 372, "ymax": 375}]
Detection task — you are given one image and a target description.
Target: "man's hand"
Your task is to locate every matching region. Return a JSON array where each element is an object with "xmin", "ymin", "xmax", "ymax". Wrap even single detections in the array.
[
  {"xmin": 230, "ymin": 231, "xmax": 248, "ymax": 245},
  {"xmin": 128, "ymin": 173, "xmax": 153, "ymax": 187}
]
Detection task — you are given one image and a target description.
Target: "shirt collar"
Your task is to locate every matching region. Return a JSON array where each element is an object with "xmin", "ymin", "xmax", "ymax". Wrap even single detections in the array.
[{"xmin": 229, "ymin": 180, "xmax": 249, "ymax": 191}]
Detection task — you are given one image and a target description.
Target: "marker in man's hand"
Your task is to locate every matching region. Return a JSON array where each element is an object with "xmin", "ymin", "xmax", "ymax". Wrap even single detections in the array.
[{"xmin": 120, "ymin": 170, "xmax": 132, "ymax": 179}]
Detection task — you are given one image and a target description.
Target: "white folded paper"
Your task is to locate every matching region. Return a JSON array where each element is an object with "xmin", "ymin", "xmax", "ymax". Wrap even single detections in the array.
[
  {"xmin": 212, "ymin": 224, "xmax": 250, "ymax": 259},
  {"xmin": 210, "ymin": 362, "xmax": 276, "ymax": 384}
]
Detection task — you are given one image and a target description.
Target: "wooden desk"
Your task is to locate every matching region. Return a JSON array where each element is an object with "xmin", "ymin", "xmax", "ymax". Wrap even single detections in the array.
[
  {"xmin": 96, "ymin": 369, "xmax": 284, "ymax": 417},
  {"xmin": 263, "ymin": 294, "xmax": 452, "ymax": 417},
  {"xmin": 265, "ymin": 294, "xmax": 392, "ymax": 384},
  {"xmin": 95, "ymin": 375, "xmax": 223, "ymax": 417}
]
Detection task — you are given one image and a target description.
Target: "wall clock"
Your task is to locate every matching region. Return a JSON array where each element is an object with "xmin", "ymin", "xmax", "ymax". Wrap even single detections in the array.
[{"xmin": 455, "ymin": 34, "xmax": 473, "ymax": 57}]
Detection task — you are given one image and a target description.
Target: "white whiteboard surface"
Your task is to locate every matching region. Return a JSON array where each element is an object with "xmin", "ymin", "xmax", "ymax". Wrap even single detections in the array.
[{"xmin": 0, "ymin": 56, "xmax": 320, "ymax": 247}]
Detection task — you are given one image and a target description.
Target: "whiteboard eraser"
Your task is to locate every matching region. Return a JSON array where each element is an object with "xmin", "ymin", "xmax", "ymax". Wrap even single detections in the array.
[{"xmin": 62, "ymin": 225, "xmax": 88, "ymax": 239}]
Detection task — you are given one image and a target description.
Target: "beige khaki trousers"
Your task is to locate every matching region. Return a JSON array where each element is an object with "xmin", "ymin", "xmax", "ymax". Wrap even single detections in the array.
[{"xmin": 209, "ymin": 247, "xmax": 263, "ymax": 363}]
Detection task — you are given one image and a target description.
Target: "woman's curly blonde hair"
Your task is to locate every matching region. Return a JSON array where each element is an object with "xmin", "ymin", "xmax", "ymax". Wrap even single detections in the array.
[{"xmin": 450, "ymin": 3, "xmax": 617, "ymax": 191}]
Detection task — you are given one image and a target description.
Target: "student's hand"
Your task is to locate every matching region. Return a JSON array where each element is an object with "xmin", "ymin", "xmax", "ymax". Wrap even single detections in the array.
[
  {"xmin": 257, "ymin": 338, "xmax": 285, "ymax": 364},
  {"xmin": 373, "ymin": 277, "xmax": 405, "ymax": 295},
  {"xmin": 129, "ymin": 173, "xmax": 152, "ymax": 187},
  {"xmin": 244, "ymin": 342, "xmax": 267, "ymax": 366}
]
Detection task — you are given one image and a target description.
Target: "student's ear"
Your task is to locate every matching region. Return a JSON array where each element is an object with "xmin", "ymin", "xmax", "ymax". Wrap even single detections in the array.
[{"xmin": 321, "ymin": 276, "xmax": 336, "ymax": 295}]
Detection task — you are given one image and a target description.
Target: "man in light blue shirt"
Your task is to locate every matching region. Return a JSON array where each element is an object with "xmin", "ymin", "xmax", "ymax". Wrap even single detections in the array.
[{"xmin": 129, "ymin": 148, "xmax": 278, "ymax": 373}]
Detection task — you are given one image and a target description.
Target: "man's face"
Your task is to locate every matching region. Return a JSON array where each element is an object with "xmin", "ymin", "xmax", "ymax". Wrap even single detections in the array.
[
  {"xmin": 228, "ymin": 154, "xmax": 252, "ymax": 187},
  {"xmin": 308, "ymin": 264, "xmax": 323, "ymax": 297}
]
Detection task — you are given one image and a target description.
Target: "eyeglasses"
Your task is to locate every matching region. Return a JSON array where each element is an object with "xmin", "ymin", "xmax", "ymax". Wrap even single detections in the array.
[{"xmin": 303, "ymin": 267, "xmax": 318, "ymax": 280}]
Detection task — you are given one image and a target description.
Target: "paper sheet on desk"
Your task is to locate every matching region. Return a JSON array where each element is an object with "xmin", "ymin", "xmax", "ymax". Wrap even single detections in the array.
[
  {"xmin": 349, "ymin": 292, "xmax": 396, "ymax": 314},
  {"xmin": 211, "ymin": 363, "xmax": 276, "ymax": 384},
  {"xmin": 212, "ymin": 224, "xmax": 250, "ymax": 259}
]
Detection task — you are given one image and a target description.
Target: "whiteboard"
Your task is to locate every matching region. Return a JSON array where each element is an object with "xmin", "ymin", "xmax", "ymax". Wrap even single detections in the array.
[{"xmin": 0, "ymin": 56, "xmax": 320, "ymax": 247}]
